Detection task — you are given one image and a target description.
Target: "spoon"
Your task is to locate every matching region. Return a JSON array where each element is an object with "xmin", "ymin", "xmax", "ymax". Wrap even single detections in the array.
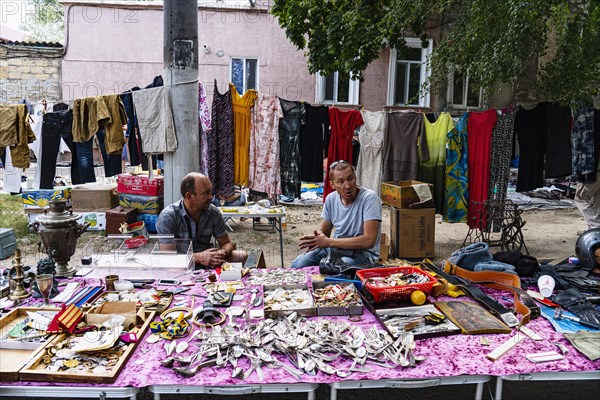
[{"xmin": 175, "ymin": 330, "xmax": 201, "ymax": 354}]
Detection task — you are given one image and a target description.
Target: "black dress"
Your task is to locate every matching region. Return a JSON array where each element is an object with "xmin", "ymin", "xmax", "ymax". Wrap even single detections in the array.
[
  {"xmin": 279, "ymin": 98, "xmax": 304, "ymax": 199},
  {"xmin": 299, "ymin": 104, "xmax": 329, "ymax": 182}
]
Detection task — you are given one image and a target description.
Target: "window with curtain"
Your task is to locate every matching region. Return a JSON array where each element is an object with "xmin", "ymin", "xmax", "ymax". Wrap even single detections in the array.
[
  {"xmin": 387, "ymin": 38, "xmax": 432, "ymax": 107},
  {"xmin": 315, "ymin": 71, "xmax": 359, "ymax": 104},
  {"xmin": 231, "ymin": 57, "xmax": 258, "ymax": 93}
]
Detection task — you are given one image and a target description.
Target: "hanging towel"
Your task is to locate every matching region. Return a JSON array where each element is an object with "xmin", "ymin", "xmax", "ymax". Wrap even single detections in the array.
[{"xmin": 132, "ymin": 86, "xmax": 177, "ymax": 154}]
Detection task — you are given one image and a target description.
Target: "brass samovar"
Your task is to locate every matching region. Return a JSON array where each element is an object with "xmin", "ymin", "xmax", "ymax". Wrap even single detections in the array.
[{"xmin": 30, "ymin": 200, "xmax": 90, "ymax": 277}]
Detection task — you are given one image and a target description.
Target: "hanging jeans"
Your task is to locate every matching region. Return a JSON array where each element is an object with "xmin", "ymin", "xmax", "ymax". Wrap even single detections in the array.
[
  {"xmin": 73, "ymin": 137, "xmax": 97, "ymax": 183},
  {"xmin": 96, "ymin": 129, "xmax": 122, "ymax": 177},
  {"xmin": 40, "ymin": 109, "xmax": 83, "ymax": 189}
]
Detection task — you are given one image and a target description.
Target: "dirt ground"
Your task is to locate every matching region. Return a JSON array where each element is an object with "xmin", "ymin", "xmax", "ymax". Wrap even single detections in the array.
[{"xmin": 226, "ymin": 205, "xmax": 587, "ymax": 268}]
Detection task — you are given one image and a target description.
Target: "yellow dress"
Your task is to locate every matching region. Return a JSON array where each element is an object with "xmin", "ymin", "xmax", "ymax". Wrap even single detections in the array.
[{"xmin": 230, "ymin": 83, "xmax": 258, "ymax": 186}]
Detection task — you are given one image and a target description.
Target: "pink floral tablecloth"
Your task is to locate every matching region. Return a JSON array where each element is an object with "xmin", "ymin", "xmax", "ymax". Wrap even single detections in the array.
[{"xmin": 6, "ymin": 267, "xmax": 600, "ymax": 389}]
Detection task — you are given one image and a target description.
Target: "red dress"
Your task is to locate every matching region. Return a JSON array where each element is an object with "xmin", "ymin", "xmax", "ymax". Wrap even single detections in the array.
[
  {"xmin": 323, "ymin": 108, "xmax": 364, "ymax": 201},
  {"xmin": 467, "ymin": 110, "xmax": 497, "ymax": 228}
]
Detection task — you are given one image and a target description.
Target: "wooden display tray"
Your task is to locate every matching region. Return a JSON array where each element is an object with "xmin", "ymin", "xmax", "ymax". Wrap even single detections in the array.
[
  {"xmin": 18, "ymin": 310, "xmax": 155, "ymax": 383},
  {"xmin": 91, "ymin": 290, "xmax": 173, "ymax": 313},
  {"xmin": 0, "ymin": 307, "xmax": 61, "ymax": 382}
]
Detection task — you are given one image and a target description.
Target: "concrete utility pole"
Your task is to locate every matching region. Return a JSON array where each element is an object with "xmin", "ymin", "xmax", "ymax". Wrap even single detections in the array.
[{"xmin": 163, "ymin": 0, "xmax": 199, "ymax": 205}]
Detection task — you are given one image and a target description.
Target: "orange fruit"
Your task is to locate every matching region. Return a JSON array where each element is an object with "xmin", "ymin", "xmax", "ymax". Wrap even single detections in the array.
[{"xmin": 410, "ymin": 290, "xmax": 426, "ymax": 305}]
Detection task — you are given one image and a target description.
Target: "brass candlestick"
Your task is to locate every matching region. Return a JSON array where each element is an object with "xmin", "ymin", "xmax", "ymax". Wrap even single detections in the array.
[{"xmin": 8, "ymin": 249, "xmax": 32, "ymax": 301}]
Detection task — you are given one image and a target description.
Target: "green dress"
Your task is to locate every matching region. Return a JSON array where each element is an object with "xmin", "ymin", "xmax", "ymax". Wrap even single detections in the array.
[{"xmin": 419, "ymin": 112, "xmax": 455, "ymax": 213}]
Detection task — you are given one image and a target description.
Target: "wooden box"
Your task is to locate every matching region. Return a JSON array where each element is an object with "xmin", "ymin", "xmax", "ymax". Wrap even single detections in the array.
[
  {"xmin": 19, "ymin": 310, "xmax": 154, "ymax": 383},
  {"xmin": 106, "ymin": 205, "xmax": 138, "ymax": 235},
  {"xmin": 0, "ymin": 307, "xmax": 60, "ymax": 381}
]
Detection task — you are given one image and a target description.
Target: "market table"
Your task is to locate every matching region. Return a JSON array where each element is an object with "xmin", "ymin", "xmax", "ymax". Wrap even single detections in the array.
[
  {"xmin": 1, "ymin": 267, "xmax": 599, "ymax": 400},
  {"xmin": 218, "ymin": 207, "xmax": 286, "ymax": 267}
]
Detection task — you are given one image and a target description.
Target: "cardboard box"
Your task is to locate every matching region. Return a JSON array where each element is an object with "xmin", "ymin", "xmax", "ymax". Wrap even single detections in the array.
[
  {"xmin": 119, "ymin": 194, "xmax": 163, "ymax": 215},
  {"xmin": 379, "ymin": 233, "xmax": 390, "ymax": 262},
  {"xmin": 71, "ymin": 183, "xmax": 118, "ymax": 212},
  {"xmin": 28, "ymin": 212, "xmax": 106, "ymax": 232},
  {"xmin": 381, "ymin": 181, "xmax": 433, "ymax": 209},
  {"xmin": 390, "ymin": 207, "xmax": 435, "ymax": 259},
  {"xmin": 22, "ymin": 187, "xmax": 71, "ymax": 209},
  {"xmin": 117, "ymin": 174, "xmax": 164, "ymax": 196},
  {"xmin": 77, "ymin": 212, "xmax": 106, "ymax": 231}
]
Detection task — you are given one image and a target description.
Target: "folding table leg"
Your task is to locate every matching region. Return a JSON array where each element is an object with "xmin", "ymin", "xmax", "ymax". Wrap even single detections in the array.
[
  {"xmin": 495, "ymin": 376, "xmax": 504, "ymax": 400},
  {"xmin": 330, "ymin": 386, "xmax": 337, "ymax": 400}
]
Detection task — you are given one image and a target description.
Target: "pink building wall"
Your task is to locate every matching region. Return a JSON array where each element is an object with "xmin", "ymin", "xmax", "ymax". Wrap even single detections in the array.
[{"xmin": 61, "ymin": 2, "xmax": 400, "ymax": 111}]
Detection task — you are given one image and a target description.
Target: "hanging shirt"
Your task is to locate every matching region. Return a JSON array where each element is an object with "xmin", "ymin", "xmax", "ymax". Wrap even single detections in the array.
[
  {"xmin": 132, "ymin": 86, "xmax": 177, "ymax": 154},
  {"xmin": 572, "ymin": 106, "xmax": 598, "ymax": 182},
  {"xmin": 323, "ymin": 108, "xmax": 364, "ymax": 201},
  {"xmin": 419, "ymin": 112, "xmax": 455, "ymax": 213},
  {"xmin": 0, "ymin": 104, "xmax": 36, "ymax": 169},
  {"xmin": 300, "ymin": 104, "xmax": 330, "ymax": 182},
  {"xmin": 382, "ymin": 111, "xmax": 428, "ymax": 182},
  {"xmin": 249, "ymin": 93, "xmax": 283, "ymax": 197},
  {"xmin": 356, "ymin": 110, "xmax": 385, "ymax": 197},
  {"xmin": 198, "ymin": 82, "xmax": 211, "ymax": 175},
  {"xmin": 467, "ymin": 109, "xmax": 497, "ymax": 229},
  {"xmin": 443, "ymin": 113, "xmax": 469, "ymax": 223},
  {"xmin": 230, "ymin": 83, "xmax": 258, "ymax": 186}
]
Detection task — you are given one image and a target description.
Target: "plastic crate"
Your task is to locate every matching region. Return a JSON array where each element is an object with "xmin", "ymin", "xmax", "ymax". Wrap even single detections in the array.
[{"xmin": 356, "ymin": 266, "xmax": 437, "ymax": 303}]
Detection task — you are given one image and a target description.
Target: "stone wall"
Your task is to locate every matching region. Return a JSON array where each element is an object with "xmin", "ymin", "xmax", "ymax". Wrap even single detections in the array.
[{"xmin": 0, "ymin": 42, "xmax": 63, "ymax": 104}]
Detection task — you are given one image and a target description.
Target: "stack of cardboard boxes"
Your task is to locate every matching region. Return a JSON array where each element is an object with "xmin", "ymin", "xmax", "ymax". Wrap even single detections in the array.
[
  {"xmin": 115, "ymin": 174, "xmax": 164, "ymax": 234},
  {"xmin": 381, "ymin": 180, "xmax": 435, "ymax": 259}
]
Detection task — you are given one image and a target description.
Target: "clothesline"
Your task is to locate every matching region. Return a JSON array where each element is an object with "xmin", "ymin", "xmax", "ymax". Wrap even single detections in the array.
[{"xmin": 1, "ymin": 79, "xmax": 200, "ymax": 107}]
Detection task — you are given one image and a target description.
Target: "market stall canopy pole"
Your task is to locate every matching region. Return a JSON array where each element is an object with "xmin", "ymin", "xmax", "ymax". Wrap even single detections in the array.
[{"xmin": 163, "ymin": 0, "xmax": 200, "ymax": 204}]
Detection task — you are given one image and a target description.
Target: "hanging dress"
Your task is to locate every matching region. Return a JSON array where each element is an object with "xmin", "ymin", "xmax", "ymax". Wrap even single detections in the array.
[
  {"xmin": 382, "ymin": 111, "xmax": 428, "ymax": 182},
  {"xmin": 443, "ymin": 113, "xmax": 469, "ymax": 223},
  {"xmin": 488, "ymin": 108, "xmax": 516, "ymax": 203},
  {"xmin": 300, "ymin": 104, "xmax": 330, "ymax": 182},
  {"xmin": 571, "ymin": 106, "xmax": 598, "ymax": 182},
  {"xmin": 515, "ymin": 103, "xmax": 546, "ymax": 192},
  {"xmin": 419, "ymin": 112, "xmax": 455, "ymax": 213},
  {"xmin": 323, "ymin": 108, "xmax": 364, "ymax": 201},
  {"xmin": 230, "ymin": 83, "xmax": 258, "ymax": 186},
  {"xmin": 279, "ymin": 98, "xmax": 304, "ymax": 199},
  {"xmin": 250, "ymin": 94, "xmax": 283, "ymax": 197},
  {"xmin": 467, "ymin": 109, "xmax": 497, "ymax": 229},
  {"xmin": 209, "ymin": 80, "xmax": 235, "ymax": 198},
  {"xmin": 198, "ymin": 82, "xmax": 211, "ymax": 175},
  {"xmin": 356, "ymin": 110, "xmax": 385, "ymax": 197}
]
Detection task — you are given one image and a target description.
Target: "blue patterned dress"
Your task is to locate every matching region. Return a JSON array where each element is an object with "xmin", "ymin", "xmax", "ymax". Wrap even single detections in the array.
[{"xmin": 443, "ymin": 113, "xmax": 469, "ymax": 223}]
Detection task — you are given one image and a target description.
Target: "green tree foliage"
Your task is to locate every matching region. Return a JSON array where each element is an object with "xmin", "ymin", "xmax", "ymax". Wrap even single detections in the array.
[
  {"xmin": 272, "ymin": 0, "xmax": 600, "ymax": 104},
  {"xmin": 19, "ymin": 0, "xmax": 63, "ymax": 43}
]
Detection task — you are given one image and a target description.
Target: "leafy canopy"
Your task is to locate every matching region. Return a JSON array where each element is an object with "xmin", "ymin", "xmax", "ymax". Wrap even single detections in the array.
[
  {"xmin": 19, "ymin": 0, "xmax": 63, "ymax": 43},
  {"xmin": 272, "ymin": 0, "xmax": 600, "ymax": 104}
]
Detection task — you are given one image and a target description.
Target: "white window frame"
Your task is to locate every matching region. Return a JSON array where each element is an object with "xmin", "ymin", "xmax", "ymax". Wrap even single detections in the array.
[
  {"xmin": 229, "ymin": 56, "xmax": 259, "ymax": 93},
  {"xmin": 447, "ymin": 69, "xmax": 483, "ymax": 109},
  {"xmin": 315, "ymin": 72, "xmax": 360, "ymax": 105},
  {"xmin": 386, "ymin": 37, "xmax": 432, "ymax": 107}
]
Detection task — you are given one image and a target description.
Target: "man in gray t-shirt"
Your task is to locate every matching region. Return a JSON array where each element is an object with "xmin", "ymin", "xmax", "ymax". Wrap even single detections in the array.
[
  {"xmin": 291, "ymin": 160, "xmax": 382, "ymax": 268},
  {"xmin": 157, "ymin": 172, "xmax": 247, "ymax": 268}
]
